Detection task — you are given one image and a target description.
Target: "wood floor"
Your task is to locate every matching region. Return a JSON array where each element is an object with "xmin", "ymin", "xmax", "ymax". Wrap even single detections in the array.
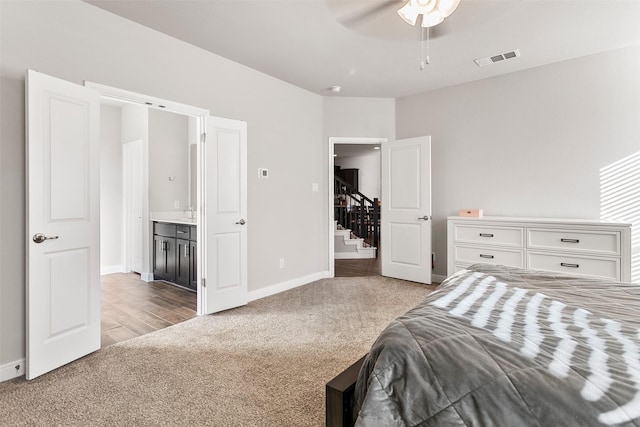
[
  {"xmin": 101, "ymin": 273, "xmax": 197, "ymax": 347},
  {"xmin": 334, "ymin": 254, "xmax": 381, "ymax": 277}
]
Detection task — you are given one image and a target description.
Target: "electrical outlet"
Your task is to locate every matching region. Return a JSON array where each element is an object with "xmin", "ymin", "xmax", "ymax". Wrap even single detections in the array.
[
  {"xmin": 174, "ymin": 200, "xmax": 180, "ymax": 209},
  {"xmin": 279, "ymin": 258, "xmax": 285, "ymax": 269}
]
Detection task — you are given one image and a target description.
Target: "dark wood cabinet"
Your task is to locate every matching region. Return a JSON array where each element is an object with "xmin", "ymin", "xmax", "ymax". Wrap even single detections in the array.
[
  {"xmin": 189, "ymin": 240, "xmax": 197, "ymax": 290},
  {"xmin": 153, "ymin": 234, "xmax": 176, "ymax": 282},
  {"xmin": 176, "ymin": 238, "xmax": 191, "ymax": 287},
  {"xmin": 153, "ymin": 222, "xmax": 197, "ymax": 291}
]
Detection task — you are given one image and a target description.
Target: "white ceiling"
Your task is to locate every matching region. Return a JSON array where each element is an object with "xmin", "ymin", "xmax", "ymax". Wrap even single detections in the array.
[{"xmin": 85, "ymin": 0, "xmax": 640, "ymax": 98}]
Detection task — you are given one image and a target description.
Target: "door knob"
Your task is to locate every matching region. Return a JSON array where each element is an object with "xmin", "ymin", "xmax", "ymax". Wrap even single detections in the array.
[
  {"xmin": 235, "ymin": 219, "xmax": 246, "ymax": 225},
  {"xmin": 418, "ymin": 215, "xmax": 431, "ymax": 221},
  {"xmin": 33, "ymin": 233, "xmax": 59, "ymax": 244}
]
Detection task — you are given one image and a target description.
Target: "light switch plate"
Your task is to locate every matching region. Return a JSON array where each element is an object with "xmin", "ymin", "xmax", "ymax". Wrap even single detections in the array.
[{"xmin": 312, "ymin": 183, "xmax": 319, "ymax": 192}]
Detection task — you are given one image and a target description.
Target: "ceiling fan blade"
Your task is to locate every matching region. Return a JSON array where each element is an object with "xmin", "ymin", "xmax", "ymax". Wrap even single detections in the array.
[{"xmin": 337, "ymin": 0, "xmax": 402, "ymax": 27}]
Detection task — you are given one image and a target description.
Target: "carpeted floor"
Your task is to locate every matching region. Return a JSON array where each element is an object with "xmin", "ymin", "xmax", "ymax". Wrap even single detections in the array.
[{"xmin": 0, "ymin": 276, "xmax": 435, "ymax": 426}]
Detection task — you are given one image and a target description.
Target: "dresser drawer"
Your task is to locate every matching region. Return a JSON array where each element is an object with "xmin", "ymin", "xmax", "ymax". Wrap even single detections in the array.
[
  {"xmin": 454, "ymin": 245, "xmax": 524, "ymax": 268},
  {"xmin": 527, "ymin": 228, "xmax": 620, "ymax": 256},
  {"xmin": 527, "ymin": 252, "xmax": 620, "ymax": 280},
  {"xmin": 453, "ymin": 224, "xmax": 523, "ymax": 247}
]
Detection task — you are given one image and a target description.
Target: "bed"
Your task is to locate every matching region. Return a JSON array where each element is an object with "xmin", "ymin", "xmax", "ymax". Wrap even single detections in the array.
[{"xmin": 326, "ymin": 264, "xmax": 640, "ymax": 426}]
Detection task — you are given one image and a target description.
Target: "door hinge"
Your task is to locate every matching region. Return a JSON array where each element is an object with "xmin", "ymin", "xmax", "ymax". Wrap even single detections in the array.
[
  {"xmin": 202, "ymin": 278, "xmax": 206, "ymax": 288},
  {"xmin": 201, "ymin": 132, "xmax": 206, "ymax": 143}
]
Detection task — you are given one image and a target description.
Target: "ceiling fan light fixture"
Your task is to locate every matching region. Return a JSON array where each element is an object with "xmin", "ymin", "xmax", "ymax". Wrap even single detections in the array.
[
  {"xmin": 421, "ymin": 10, "xmax": 443, "ymax": 28},
  {"xmin": 397, "ymin": 3, "xmax": 420, "ymax": 26},
  {"xmin": 398, "ymin": 0, "xmax": 461, "ymax": 27}
]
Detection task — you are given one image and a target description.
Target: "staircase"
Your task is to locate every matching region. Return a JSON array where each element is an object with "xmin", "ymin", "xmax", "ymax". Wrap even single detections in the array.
[
  {"xmin": 334, "ymin": 222, "xmax": 376, "ymax": 259},
  {"xmin": 333, "ymin": 174, "xmax": 380, "ymax": 260}
]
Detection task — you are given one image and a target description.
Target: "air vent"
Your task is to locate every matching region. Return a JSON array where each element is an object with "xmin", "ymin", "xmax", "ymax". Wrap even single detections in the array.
[{"xmin": 474, "ymin": 49, "xmax": 520, "ymax": 67}]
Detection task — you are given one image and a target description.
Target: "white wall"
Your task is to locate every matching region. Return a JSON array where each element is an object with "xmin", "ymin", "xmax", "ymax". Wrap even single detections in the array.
[
  {"xmin": 100, "ymin": 105, "xmax": 123, "ymax": 273},
  {"xmin": 397, "ymin": 45, "xmax": 640, "ymax": 278},
  {"xmin": 335, "ymin": 152, "xmax": 381, "ymax": 200},
  {"xmin": 323, "ymin": 97, "xmax": 395, "ymax": 141},
  {"xmin": 148, "ymin": 109, "xmax": 189, "ymax": 213},
  {"xmin": 0, "ymin": 0, "xmax": 324, "ymax": 368}
]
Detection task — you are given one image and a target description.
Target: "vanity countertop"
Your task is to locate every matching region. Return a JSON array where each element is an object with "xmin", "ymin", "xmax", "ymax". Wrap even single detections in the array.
[
  {"xmin": 153, "ymin": 218, "xmax": 196, "ymax": 226},
  {"xmin": 151, "ymin": 211, "xmax": 196, "ymax": 226}
]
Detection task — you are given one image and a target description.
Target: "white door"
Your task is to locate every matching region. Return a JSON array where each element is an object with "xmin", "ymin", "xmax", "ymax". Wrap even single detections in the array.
[
  {"xmin": 124, "ymin": 140, "xmax": 143, "ymax": 273},
  {"xmin": 381, "ymin": 136, "xmax": 432, "ymax": 284},
  {"xmin": 26, "ymin": 70, "xmax": 101, "ymax": 379},
  {"xmin": 203, "ymin": 116, "xmax": 248, "ymax": 313}
]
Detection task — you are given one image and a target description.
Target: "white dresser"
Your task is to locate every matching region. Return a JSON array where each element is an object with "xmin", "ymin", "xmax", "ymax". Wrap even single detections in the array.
[{"xmin": 447, "ymin": 216, "xmax": 631, "ymax": 282}]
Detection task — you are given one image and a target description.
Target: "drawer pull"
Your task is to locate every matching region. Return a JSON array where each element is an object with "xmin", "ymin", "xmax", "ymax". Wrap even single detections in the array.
[
  {"xmin": 561, "ymin": 262, "xmax": 579, "ymax": 268},
  {"xmin": 479, "ymin": 254, "xmax": 495, "ymax": 259},
  {"xmin": 479, "ymin": 233, "xmax": 494, "ymax": 238},
  {"xmin": 561, "ymin": 238, "xmax": 580, "ymax": 243}
]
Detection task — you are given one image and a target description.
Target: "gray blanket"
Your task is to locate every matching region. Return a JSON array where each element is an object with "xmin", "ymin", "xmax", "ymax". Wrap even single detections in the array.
[{"xmin": 354, "ymin": 264, "xmax": 640, "ymax": 426}]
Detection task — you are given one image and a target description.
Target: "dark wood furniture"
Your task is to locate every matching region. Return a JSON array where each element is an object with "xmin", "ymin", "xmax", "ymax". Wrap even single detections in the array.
[
  {"xmin": 326, "ymin": 355, "xmax": 366, "ymax": 427},
  {"xmin": 153, "ymin": 221, "xmax": 197, "ymax": 291}
]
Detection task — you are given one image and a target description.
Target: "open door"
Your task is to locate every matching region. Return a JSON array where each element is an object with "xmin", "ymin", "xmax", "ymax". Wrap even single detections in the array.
[
  {"xmin": 203, "ymin": 116, "xmax": 248, "ymax": 314},
  {"xmin": 381, "ymin": 136, "xmax": 432, "ymax": 284},
  {"xmin": 26, "ymin": 70, "xmax": 101, "ymax": 379}
]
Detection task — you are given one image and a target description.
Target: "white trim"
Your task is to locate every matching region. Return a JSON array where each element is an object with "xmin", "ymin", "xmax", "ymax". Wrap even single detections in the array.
[
  {"xmin": 334, "ymin": 251, "xmax": 376, "ymax": 259},
  {"xmin": 328, "ymin": 137, "xmax": 387, "ymax": 278},
  {"xmin": 85, "ymin": 82, "xmax": 209, "ymax": 118},
  {"xmin": 248, "ymin": 271, "xmax": 331, "ymax": 302},
  {"xmin": 100, "ymin": 265, "xmax": 125, "ymax": 276},
  {"xmin": 140, "ymin": 272, "xmax": 154, "ymax": 282},
  {"xmin": 1, "ymin": 359, "xmax": 25, "ymax": 382}
]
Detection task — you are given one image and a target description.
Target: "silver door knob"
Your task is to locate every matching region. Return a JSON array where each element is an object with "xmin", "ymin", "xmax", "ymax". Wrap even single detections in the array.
[
  {"xmin": 33, "ymin": 233, "xmax": 59, "ymax": 244},
  {"xmin": 418, "ymin": 215, "xmax": 431, "ymax": 221},
  {"xmin": 235, "ymin": 219, "xmax": 246, "ymax": 225}
]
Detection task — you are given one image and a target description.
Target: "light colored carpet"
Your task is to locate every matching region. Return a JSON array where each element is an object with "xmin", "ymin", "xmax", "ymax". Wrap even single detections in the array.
[{"xmin": 0, "ymin": 276, "xmax": 435, "ymax": 426}]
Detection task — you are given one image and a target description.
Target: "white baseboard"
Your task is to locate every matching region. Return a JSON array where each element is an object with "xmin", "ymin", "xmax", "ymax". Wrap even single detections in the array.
[
  {"xmin": 100, "ymin": 265, "xmax": 125, "ymax": 276},
  {"xmin": 140, "ymin": 272, "xmax": 154, "ymax": 282},
  {"xmin": 334, "ymin": 252, "xmax": 376, "ymax": 259},
  {"xmin": 1, "ymin": 358, "xmax": 25, "ymax": 382},
  {"xmin": 248, "ymin": 271, "xmax": 331, "ymax": 302}
]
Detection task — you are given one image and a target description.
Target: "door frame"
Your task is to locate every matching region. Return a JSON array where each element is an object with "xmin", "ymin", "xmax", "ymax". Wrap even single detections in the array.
[
  {"xmin": 85, "ymin": 81, "xmax": 210, "ymax": 315},
  {"xmin": 328, "ymin": 137, "xmax": 387, "ymax": 277}
]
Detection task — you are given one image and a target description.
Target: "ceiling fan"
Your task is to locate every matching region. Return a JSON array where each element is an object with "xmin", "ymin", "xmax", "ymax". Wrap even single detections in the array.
[{"xmin": 327, "ymin": 0, "xmax": 457, "ymax": 42}]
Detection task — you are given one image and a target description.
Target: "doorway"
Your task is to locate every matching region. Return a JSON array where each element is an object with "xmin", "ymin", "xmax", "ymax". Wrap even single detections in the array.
[
  {"xmin": 329, "ymin": 137, "xmax": 386, "ymax": 277},
  {"xmin": 99, "ymin": 99, "xmax": 199, "ymax": 346}
]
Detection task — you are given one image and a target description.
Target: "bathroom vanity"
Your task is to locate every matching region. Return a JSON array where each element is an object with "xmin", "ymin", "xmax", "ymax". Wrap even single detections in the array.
[{"xmin": 152, "ymin": 219, "xmax": 197, "ymax": 291}]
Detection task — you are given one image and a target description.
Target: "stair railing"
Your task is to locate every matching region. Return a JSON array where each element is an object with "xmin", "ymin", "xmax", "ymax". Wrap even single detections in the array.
[{"xmin": 334, "ymin": 176, "xmax": 380, "ymax": 256}]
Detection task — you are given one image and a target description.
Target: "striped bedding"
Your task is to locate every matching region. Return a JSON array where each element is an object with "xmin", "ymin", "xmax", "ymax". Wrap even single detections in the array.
[{"xmin": 353, "ymin": 264, "xmax": 640, "ymax": 426}]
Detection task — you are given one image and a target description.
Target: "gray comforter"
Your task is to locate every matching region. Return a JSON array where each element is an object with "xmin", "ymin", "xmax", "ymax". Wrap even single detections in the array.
[{"xmin": 354, "ymin": 264, "xmax": 640, "ymax": 426}]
